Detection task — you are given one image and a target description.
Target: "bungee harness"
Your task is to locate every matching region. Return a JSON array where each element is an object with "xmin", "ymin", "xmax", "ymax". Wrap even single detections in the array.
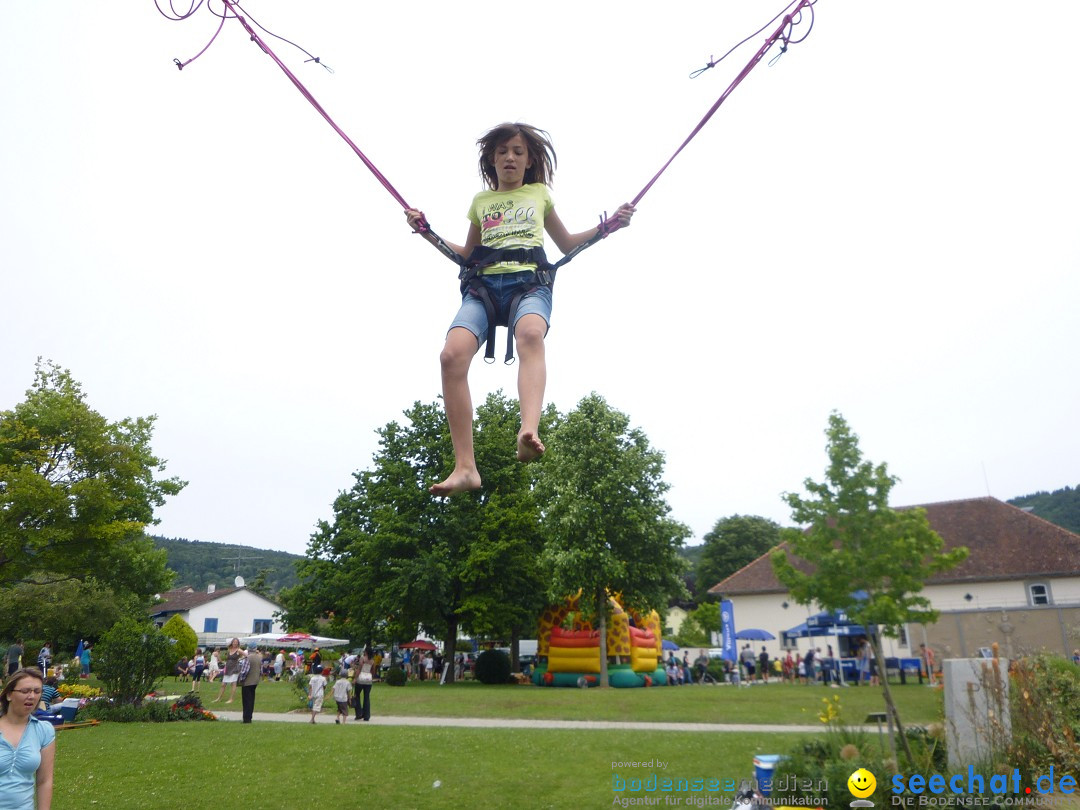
[
  {"xmin": 457, "ymin": 246, "xmax": 553, "ymax": 365},
  {"xmin": 455, "ymin": 212, "xmax": 621, "ymax": 363},
  {"xmin": 160, "ymin": 0, "xmax": 816, "ymax": 360}
]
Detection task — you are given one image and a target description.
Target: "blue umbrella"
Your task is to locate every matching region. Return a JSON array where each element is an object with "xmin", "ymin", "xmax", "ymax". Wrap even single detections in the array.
[
  {"xmin": 661, "ymin": 639, "xmax": 680, "ymax": 651},
  {"xmin": 735, "ymin": 628, "xmax": 776, "ymax": 641}
]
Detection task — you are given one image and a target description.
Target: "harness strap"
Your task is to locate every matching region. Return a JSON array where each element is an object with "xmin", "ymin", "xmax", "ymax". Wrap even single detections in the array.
[
  {"xmin": 464, "ymin": 281, "xmax": 501, "ymax": 364},
  {"xmin": 460, "ymin": 246, "xmax": 549, "ymax": 277},
  {"xmin": 461, "ymin": 246, "xmax": 555, "ymax": 364},
  {"xmin": 503, "ymin": 289, "xmax": 527, "ymax": 365}
]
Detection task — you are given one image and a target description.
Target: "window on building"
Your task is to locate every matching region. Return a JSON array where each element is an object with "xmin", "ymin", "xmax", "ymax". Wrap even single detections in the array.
[
  {"xmin": 203, "ymin": 618, "xmax": 218, "ymax": 633},
  {"xmin": 898, "ymin": 625, "xmax": 908, "ymax": 647},
  {"xmin": 252, "ymin": 618, "xmax": 273, "ymax": 634},
  {"xmin": 1028, "ymin": 583, "xmax": 1051, "ymax": 606}
]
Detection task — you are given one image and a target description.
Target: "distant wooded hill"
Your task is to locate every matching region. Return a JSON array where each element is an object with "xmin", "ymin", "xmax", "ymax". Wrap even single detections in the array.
[
  {"xmin": 151, "ymin": 536, "xmax": 302, "ymax": 596},
  {"xmin": 156, "ymin": 484, "xmax": 1077, "ymax": 601},
  {"xmin": 1008, "ymin": 485, "xmax": 1080, "ymax": 535}
]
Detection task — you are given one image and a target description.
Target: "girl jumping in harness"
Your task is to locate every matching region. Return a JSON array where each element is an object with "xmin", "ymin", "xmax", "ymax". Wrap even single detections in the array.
[{"xmin": 405, "ymin": 122, "xmax": 635, "ymax": 496}]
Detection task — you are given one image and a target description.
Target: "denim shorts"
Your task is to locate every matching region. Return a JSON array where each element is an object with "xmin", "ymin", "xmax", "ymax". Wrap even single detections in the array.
[{"xmin": 449, "ymin": 271, "xmax": 552, "ymax": 346}]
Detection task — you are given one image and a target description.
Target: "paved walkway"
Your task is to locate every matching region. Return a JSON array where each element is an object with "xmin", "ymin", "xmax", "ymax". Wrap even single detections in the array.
[{"xmin": 213, "ymin": 710, "xmax": 829, "ymax": 733}]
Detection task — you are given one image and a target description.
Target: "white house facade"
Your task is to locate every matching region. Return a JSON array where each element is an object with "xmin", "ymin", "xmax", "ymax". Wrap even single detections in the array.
[
  {"xmin": 708, "ymin": 497, "xmax": 1080, "ymax": 667},
  {"xmin": 150, "ymin": 585, "xmax": 286, "ymax": 648}
]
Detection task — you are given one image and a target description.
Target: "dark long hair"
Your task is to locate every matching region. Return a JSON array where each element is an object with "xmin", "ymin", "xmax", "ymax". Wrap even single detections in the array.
[{"xmin": 477, "ymin": 122, "xmax": 557, "ymax": 190}]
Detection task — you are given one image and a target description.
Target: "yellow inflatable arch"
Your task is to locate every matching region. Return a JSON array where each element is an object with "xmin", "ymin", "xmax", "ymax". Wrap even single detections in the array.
[{"xmin": 535, "ymin": 592, "xmax": 665, "ymax": 685}]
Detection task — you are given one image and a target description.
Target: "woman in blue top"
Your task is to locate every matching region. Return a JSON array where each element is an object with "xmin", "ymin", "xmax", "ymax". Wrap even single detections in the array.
[
  {"xmin": 406, "ymin": 123, "xmax": 635, "ymax": 496},
  {"xmin": 191, "ymin": 648, "xmax": 206, "ymax": 692},
  {"xmin": 0, "ymin": 667, "xmax": 56, "ymax": 810},
  {"xmin": 79, "ymin": 645, "xmax": 91, "ymax": 679}
]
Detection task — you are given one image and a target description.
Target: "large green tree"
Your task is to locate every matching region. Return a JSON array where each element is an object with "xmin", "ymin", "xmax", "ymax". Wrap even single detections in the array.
[
  {"xmin": 696, "ymin": 514, "xmax": 782, "ymax": 599},
  {"xmin": 536, "ymin": 393, "xmax": 689, "ymax": 687},
  {"xmin": 0, "ymin": 360, "xmax": 183, "ymax": 595},
  {"xmin": 281, "ymin": 392, "xmax": 547, "ymax": 679},
  {"xmin": 0, "ymin": 578, "xmax": 141, "ymax": 656},
  {"xmin": 771, "ymin": 412, "xmax": 968, "ymax": 763},
  {"xmin": 672, "ymin": 601, "xmax": 720, "ymax": 648},
  {"xmin": 456, "ymin": 394, "xmax": 549, "ymax": 670}
]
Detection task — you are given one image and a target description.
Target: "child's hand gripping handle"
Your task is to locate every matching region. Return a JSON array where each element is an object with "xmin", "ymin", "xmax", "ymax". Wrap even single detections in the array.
[
  {"xmin": 597, "ymin": 202, "xmax": 636, "ymax": 237},
  {"xmin": 405, "ymin": 207, "xmax": 430, "ymax": 234}
]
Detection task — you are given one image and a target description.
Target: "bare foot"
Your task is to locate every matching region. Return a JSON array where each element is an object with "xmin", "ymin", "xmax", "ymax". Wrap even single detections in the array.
[
  {"xmin": 517, "ymin": 431, "xmax": 545, "ymax": 463},
  {"xmin": 429, "ymin": 468, "xmax": 482, "ymax": 496}
]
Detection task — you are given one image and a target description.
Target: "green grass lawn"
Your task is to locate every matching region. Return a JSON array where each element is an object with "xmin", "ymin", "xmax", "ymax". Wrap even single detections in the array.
[
  {"xmin": 54, "ymin": 678, "xmax": 941, "ymax": 809},
  {"xmin": 55, "ymin": 722, "xmax": 807, "ymax": 809},
  {"xmin": 182, "ymin": 675, "xmax": 942, "ymax": 725}
]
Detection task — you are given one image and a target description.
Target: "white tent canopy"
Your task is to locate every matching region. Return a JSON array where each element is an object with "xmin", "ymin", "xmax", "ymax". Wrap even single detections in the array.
[{"xmin": 239, "ymin": 632, "xmax": 349, "ymax": 649}]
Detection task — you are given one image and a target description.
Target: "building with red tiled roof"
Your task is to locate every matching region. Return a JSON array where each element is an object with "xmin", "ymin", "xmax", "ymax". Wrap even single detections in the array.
[
  {"xmin": 706, "ymin": 497, "xmax": 1080, "ymax": 663},
  {"xmin": 150, "ymin": 582, "xmax": 284, "ymax": 648}
]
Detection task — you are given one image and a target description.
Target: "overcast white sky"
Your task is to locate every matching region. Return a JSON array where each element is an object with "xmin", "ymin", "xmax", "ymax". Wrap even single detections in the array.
[{"xmin": 2, "ymin": 2, "xmax": 1077, "ymax": 556}]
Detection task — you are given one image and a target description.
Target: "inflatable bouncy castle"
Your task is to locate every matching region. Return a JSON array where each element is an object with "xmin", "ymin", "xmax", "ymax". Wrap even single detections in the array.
[{"xmin": 532, "ymin": 591, "xmax": 668, "ymax": 687}]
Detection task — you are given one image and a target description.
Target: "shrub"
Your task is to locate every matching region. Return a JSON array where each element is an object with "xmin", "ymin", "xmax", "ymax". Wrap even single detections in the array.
[
  {"xmin": 385, "ymin": 666, "xmax": 407, "ymax": 687},
  {"xmin": 1008, "ymin": 654, "xmax": 1080, "ymax": 783},
  {"xmin": 168, "ymin": 692, "xmax": 217, "ymax": 721},
  {"xmin": 475, "ymin": 649, "xmax": 512, "ymax": 685},
  {"xmin": 94, "ymin": 618, "xmax": 175, "ymax": 706},
  {"xmin": 160, "ymin": 615, "xmax": 198, "ymax": 661},
  {"xmin": 77, "ymin": 694, "xmax": 215, "ymax": 723}
]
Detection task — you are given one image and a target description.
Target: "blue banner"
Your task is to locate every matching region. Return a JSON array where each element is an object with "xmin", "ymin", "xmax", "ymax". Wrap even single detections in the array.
[{"xmin": 720, "ymin": 600, "xmax": 737, "ymax": 663}]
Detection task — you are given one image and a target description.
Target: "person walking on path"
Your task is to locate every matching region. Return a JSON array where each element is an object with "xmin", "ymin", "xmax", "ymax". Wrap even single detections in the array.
[
  {"xmin": 239, "ymin": 644, "xmax": 262, "ymax": 724},
  {"xmin": 353, "ymin": 648, "xmax": 374, "ymax": 722},
  {"xmin": 307, "ymin": 667, "xmax": 328, "ymax": 724},
  {"xmin": 332, "ymin": 671, "xmax": 353, "ymax": 725}
]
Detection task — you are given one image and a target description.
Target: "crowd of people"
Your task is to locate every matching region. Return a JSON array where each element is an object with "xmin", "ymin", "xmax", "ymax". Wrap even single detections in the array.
[
  {"xmin": 725, "ymin": 639, "xmax": 902, "ymax": 686},
  {"xmin": 169, "ymin": 641, "xmax": 388, "ymax": 724},
  {"xmin": 6, "ymin": 639, "xmax": 87, "ymax": 683}
]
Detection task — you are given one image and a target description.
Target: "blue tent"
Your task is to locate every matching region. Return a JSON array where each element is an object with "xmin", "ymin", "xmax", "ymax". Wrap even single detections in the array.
[
  {"xmin": 783, "ymin": 615, "xmax": 869, "ymax": 685},
  {"xmin": 783, "ymin": 614, "xmax": 867, "ymax": 639}
]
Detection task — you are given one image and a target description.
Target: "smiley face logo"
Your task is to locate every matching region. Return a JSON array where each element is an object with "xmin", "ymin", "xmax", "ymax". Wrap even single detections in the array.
[{"xmin": 848, "ymin": 768, "xmax": 877, "ymax": 798}]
